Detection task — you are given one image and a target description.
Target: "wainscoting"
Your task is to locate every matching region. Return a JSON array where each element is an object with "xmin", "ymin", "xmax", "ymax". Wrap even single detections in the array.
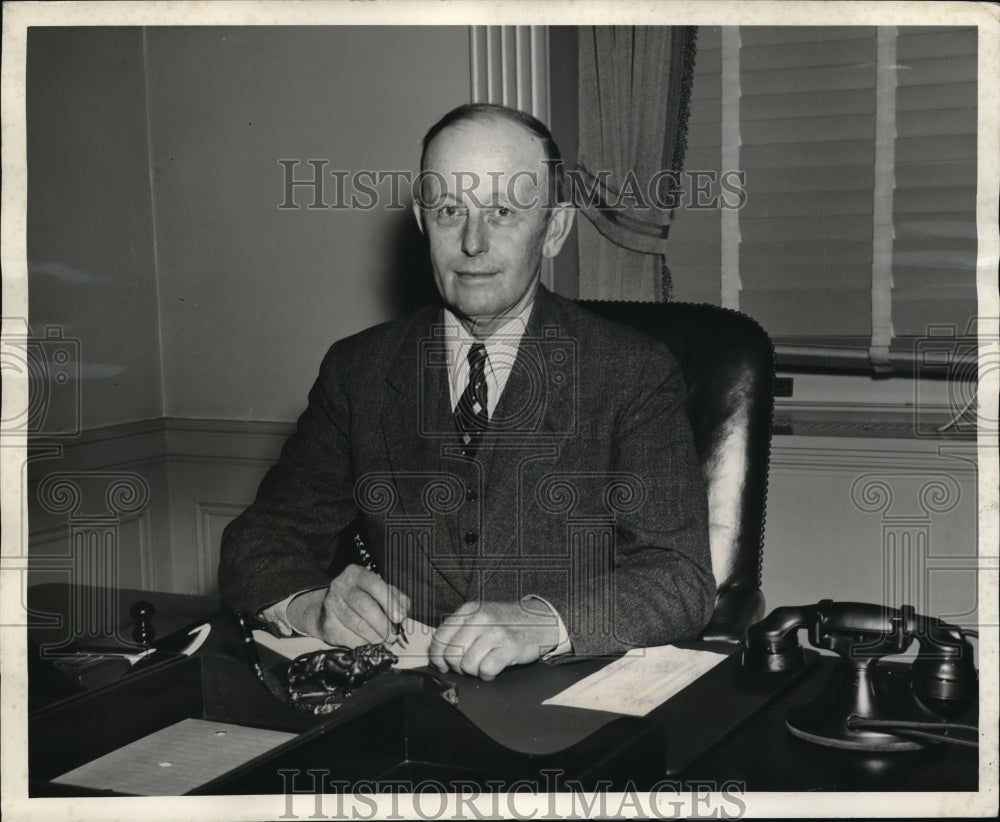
[
  {"xmin": 26, "ymin": 418, "xmax": 981, "ymax": 631},
  {"xmin": 27, "ymin": 419, "xmax": 292, "ymax": 596},
  {"xmin": 765, "ymin": 437, "xmax": 980, "ymax": 628}
]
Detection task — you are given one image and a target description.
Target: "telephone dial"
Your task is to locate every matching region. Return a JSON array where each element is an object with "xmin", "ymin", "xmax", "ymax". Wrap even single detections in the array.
[{"xmin": 742, "ymin": 600, "xmax": 979, "ymax": 751}]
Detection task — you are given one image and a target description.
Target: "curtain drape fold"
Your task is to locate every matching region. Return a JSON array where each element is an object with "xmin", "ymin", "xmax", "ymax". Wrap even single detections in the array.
[{"xmin": 576, "ymin": 26, "xmax": 697, "ymax": 301}]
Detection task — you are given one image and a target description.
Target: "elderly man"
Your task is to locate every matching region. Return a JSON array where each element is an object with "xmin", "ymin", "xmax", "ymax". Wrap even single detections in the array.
[{"xmin": 219, "ymin": 103, "xmax": 713, "ymax": 681}]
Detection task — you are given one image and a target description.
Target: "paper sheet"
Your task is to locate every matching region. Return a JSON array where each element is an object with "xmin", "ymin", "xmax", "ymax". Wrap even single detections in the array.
[
  {"xmin": 253, "ymin": 616, "xmax": 433, "ymax": 670},
  {"xmin": 542, "ymin": 645, "xmax": 728, "ymax": 716},
  {"xmin": 52, "ymin": 718, "xmax": 296, "ymax": 795}
]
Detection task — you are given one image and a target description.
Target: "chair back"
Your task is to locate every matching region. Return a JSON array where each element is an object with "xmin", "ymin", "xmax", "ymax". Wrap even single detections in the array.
[{"xmin": 579, "ymin": 300, "xmax": 774, "ymax": 641}]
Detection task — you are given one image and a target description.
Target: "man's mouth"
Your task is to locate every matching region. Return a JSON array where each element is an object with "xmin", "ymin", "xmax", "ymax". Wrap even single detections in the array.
[{"xmin": 455, "ymin": 270, "xmax": 498, "ymax": 278}]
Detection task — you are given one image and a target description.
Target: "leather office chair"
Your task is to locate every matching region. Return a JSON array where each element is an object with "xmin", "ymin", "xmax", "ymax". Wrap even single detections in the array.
[{"xmin": 578, "ymin": 300, "xmax": 774, "ymax": 644}]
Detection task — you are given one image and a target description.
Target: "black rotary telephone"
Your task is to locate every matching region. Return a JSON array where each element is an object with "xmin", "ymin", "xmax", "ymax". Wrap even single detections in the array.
[{"xmin": 742, "ymin": 600, "xmax": 979, "ymax": 751}]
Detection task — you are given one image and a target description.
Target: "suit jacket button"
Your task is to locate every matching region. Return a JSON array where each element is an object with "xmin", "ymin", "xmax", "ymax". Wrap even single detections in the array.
[
  {"xmin": 464, "ymin": 531, "xmax": 478, "ymax": 545},
  {"xmin": 465, "ymin": 488, "xmax": 478, "ymax": 502}
]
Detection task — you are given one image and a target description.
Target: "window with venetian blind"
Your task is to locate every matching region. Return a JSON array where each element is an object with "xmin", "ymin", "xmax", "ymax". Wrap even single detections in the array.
[{"xmin": 666, "ymin": 25, "xmax": 978, "ymax": 375}]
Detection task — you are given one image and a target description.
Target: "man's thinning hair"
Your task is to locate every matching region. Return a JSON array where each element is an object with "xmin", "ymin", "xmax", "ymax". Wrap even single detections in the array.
[{"xmin": 419, "ymin": 103, "xmax": 566, "ymax": 206}]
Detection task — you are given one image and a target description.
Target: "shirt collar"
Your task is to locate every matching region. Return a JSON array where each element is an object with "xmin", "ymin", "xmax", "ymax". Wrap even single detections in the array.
[
  {"xmin": 443, "ymin": 297, "xmax": 534, "ymax": 353},
  {"xmin": 443, "ymin": 297, "xmax": 535, "ymax": 410}
]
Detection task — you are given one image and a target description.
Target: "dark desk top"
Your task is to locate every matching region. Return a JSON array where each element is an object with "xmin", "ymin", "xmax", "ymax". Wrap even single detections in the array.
[
  {"xmin": 27, "ymin": 583, "xmax": 226, "ymax": 650},
  {"xmin": 688, "ymin": 656, "xmax": 979, "ymax": 792},
  {"xmin": 26, "ymin": 584, "xmax": 980, "ymax": 794}
]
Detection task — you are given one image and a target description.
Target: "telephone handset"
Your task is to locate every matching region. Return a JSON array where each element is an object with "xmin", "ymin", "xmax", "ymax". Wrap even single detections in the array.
[{"xmin": 742, "ymin": 600, "xmax": 978, "ymax": 751}]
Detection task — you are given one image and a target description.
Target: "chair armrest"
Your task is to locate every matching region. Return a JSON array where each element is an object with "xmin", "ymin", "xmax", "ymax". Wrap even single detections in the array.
[{"xmin": 698, "ymin": 587, "xmax": 766, "ymax": 645}]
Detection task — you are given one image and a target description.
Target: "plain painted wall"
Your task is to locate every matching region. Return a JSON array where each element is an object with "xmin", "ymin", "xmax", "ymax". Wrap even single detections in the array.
[
  {"xmin": 144, "ymin": 26, "xmax": 469, "ymax": 422},
  {"xmin": 27, "ymin": 26, "xmax": 470, "ymax": 429},
  {"xmin": 27, "ymin": 27, "xmax": 164, "ymax": 431}
]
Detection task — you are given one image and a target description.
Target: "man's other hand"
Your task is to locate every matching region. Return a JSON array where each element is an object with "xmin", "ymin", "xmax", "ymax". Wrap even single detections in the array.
[
  {"xmin": 286, "ymin": 564, "xmax": 409, "ymax": 646},
  {"xmin": 429, "ymin": 600, "xmax": 561, "ymax": 680}
]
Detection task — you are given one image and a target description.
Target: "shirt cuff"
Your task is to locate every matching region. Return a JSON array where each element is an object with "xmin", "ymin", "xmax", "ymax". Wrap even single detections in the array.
[
  {"xmin": 521, "ymin": 594, "xmax": 572, "ymax": 658},
  {"xmin": 258, "ymin": 589, "xmax": 320, "ymax": 638}
]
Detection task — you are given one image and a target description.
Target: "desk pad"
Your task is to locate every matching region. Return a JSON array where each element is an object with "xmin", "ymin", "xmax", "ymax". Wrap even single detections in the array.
[
  {"xmin": 433, "ymin": 648, "xmax": 817, "ymax": 770},
  {"xmin": 440, "ymin": 658, "xmax": 622, "ymax": 755},
  {"xmin": 52, "ymin": 718, "xmax": 296, "ymax": 795}
]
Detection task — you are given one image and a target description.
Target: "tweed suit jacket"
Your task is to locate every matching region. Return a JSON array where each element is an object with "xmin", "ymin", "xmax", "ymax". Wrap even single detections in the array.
[{"xmin": 218, "ymin": 286, "xmax": 714, "ymax": 657}]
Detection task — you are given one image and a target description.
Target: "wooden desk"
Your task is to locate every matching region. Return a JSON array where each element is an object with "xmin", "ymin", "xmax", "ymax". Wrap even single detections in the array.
[
  {"xmin": 27, "ymin": 583, "xmax": 227, "ymax": 653},
  {"xmin": 687, "ymin": 656, "xmax": 979, "ymax": 791},
  {"xmin": 26, "ymin": 585, "xmax": 979, "ymax": 795}
]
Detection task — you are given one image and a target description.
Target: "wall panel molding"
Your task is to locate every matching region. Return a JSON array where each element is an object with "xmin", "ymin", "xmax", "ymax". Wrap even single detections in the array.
[
  {"xmin": 28, "ymin": 418, "xmax": 291, "ymax": 593},
  {"xmin": 194, "ymin": 500, "xmax": 252, "ymax": 594},
  {"xmin": 163, "ymin": 417, "xmax": 294, "ymax": 463},
  {"xmin": 37, "ymin": 416, "xmax": 977, "ymax": 477},
  {"xmin": 28, "ymin": 417, "xmax": 978, "ymax": 598},
  {"xmin": 29, "ymin": 417, "xmax": 293, "ymax": 473}
]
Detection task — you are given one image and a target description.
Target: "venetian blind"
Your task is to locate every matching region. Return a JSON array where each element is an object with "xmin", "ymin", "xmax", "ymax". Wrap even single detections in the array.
[
  {"xmin": 667, "ymin": 26, "xmax": 978, "ymax": 373},
  {"xmin": 892, "ymin": 26, "xmax": 978, "ymax": 337},
  {"xmin": 741, "ymin": 26, "xmax": 879, "ymax": 338}
]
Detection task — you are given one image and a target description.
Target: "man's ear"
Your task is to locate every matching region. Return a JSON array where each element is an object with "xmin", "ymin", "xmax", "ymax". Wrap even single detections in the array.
[
  {"xmin": 542, "ymin": 203, "xmax": 576, "ymax": 259},
  {"xmin": 412, "ymin": 201, "xmax": 425, "ymax": 235}
]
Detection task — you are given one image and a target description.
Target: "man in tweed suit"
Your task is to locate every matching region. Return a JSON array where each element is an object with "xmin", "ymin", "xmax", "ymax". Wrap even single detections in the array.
[{"xmin": 219, "ymin": 104, "xmax": 713, "ymax": 680}]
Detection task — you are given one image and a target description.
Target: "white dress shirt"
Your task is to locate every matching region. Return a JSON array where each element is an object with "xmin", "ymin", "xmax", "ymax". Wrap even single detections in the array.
[{"xmin": 442, "ymin": 301, "xmax": 532, "ymax": 419}]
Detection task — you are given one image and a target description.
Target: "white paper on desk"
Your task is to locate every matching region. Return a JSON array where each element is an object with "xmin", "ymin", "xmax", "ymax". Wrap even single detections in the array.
[
  {"xmin": 53, "ymin": 718, "xmax": 296, "ymax": 795},
  {"xmin": 252, "ymin": 617, "xmax": 433, "ymax": 670},
  {"xmin": 542, "ymin": 645, "xmax": 728, "ymax": 716}
]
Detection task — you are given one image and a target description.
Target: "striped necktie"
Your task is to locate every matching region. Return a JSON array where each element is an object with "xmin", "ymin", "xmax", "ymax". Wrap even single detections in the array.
[{"xmin": 455, "ymin": 342, "xmax": 489, "ymax": 451}]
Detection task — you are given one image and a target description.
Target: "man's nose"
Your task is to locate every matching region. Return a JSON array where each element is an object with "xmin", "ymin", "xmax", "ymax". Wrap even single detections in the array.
[{"xmin": 461, "ymin": 212, "xmax": 488, "ymax": 256}]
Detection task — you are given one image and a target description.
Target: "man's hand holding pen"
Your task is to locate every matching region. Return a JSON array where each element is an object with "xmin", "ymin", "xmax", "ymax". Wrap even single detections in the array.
[
  {"xmin": 285, "ymin": 564, "xmax": 562, "ymax": 680},
  {"xmin": 286, "ymin": 564, "xmax": 410, "ymax": 648}
]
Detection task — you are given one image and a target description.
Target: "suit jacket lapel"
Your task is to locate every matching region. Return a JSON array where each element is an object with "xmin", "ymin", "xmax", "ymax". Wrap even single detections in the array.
[
  {"xmin": 380, "ymin": 307, "xmax": 469, "ymax": 599},
  {"xmin": 379, "ymin": 289, "xmax": 579, "ymax": 602},
  {"xmin": 478, "ymin": 287, "xmax": 576, "ymax": 583}
]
